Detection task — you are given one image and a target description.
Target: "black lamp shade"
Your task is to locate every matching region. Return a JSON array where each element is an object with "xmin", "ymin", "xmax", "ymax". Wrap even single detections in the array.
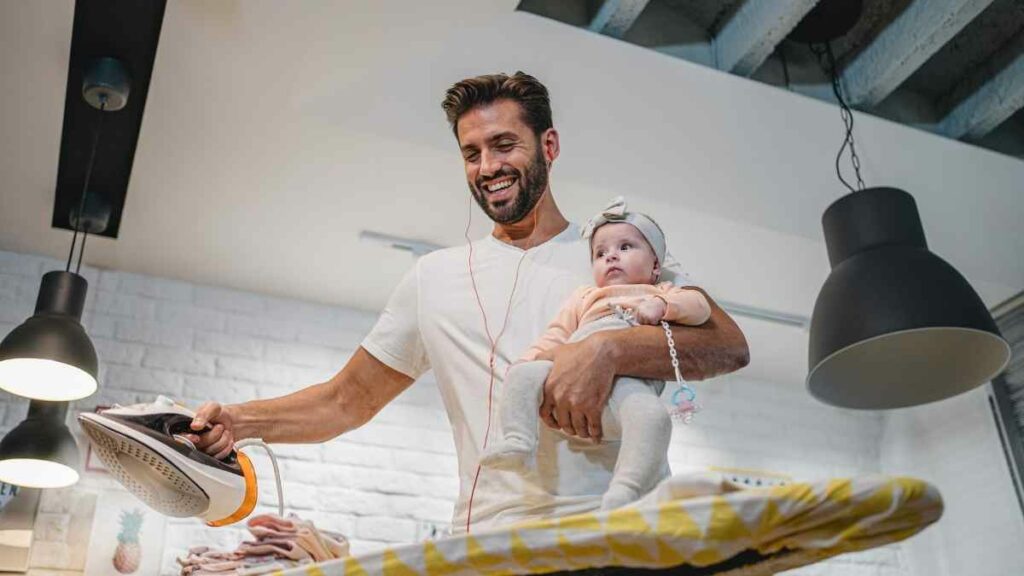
[
  {"xmin": 808, "ymin": 187, "xmax": 1011, "ymax": 409},
  {"xmin": 0, "ymin": 401, "xmax": 80, "ymax": 488},
  {"xmin": 0, "ymin": 271, "xmax": 98, "ymax": 401}
]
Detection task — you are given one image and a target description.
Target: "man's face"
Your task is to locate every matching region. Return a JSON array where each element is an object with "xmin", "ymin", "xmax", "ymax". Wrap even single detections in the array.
[{"xmin": 456, "ymin": 100, "xmax": 554, "ymax": 224}]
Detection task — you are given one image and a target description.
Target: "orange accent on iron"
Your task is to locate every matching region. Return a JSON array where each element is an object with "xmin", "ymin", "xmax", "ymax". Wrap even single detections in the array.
[{"xmin": 206, "ymin": 452, "xmax": 259, "ymax": 527}]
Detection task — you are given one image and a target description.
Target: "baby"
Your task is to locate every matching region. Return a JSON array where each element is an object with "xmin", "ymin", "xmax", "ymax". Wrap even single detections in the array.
[{"xmin": 480, "ymin": 197, "xmax": 711, "ymax": 510}]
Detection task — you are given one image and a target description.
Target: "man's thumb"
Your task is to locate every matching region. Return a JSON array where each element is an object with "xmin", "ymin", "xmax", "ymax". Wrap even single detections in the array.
[{"xmin": 190, "ymin": 403, "xmax": 220, "ymax": 430}]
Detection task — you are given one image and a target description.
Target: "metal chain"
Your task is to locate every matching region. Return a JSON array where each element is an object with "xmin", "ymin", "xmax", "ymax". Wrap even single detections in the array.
[
  {"xmin": 810, "ymin": 41, "xmax": 866, "ymax": 193},
  {"xmin": 661, "ymin": 320, "xmax": 684, "ymax": 385},
  {"xmin": 613, "ymin": 305, "xmax": 698, "ymax": 423},
  {"xmin": 613, "ymin": 305, "xmax": 684, "ymax": 384}
]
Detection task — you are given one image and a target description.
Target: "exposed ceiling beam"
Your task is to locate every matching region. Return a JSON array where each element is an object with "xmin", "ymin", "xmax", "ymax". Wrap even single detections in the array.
[
  {"xmin": 841, "ymin": 0, "xmax": 995, "ymax": 107},
  {"xmin": 654, "ymin": 43, "xmax": 715, "ymax": 68},
  {"xmin": 589, "ymin": 0, "xmax": 651, "ymax": 39},
  {"xmin": 714, "ymin": 0, "xmax": 820, "ymax": 77},
  {"xmin": 939, "ymin": 33, "xmax": 1024, "ymax": 141},
  {"xmin": 650, "ymin": 11, "xmax": 715, "ymax": 68}
]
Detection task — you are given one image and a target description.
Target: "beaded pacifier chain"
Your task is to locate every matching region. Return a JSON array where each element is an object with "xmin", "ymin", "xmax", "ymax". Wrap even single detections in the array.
[{"xmin": 612, "ymin": 305, "xmax": 700, "ymax": 423}]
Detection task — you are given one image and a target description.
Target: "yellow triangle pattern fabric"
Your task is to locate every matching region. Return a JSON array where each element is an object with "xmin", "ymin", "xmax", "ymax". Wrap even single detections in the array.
[
  {"xmin": 277, "ymin": 474, "xmax": 942, "ymax": 576},
  {"xmin": 605, "ymin": 534, "xmax": 656, "ymax": 564},
  {"xmin": 703, "ymin": 496, "xmax": 752, "ymax": 541},
  {"xmin": 341, "ymin": 556, "xmax": 368, "ymax": 576},
  {"xmin": 604, "ymin": 507, "xmax": 651, "ymax": 534},
  {"xmin": 655, "ymin": 538, "xmax": 686, "ymax": 566},
  {"xmin": 656, "ymin": 502, "xmax": 701, "ymax": 540},
  {"xmin": 380, "ymin": 550, "xmax": 418, "ymax": 576},
  {"xmin": 465, "ymin": 535, "xmax": 512, "ymax": 574},
  {"xmin": 422, "ymin": 541, "xmax": 459, "ymax": 576},
  {"xmin": 562, "ymin": 532, "xmax": 610, "ymax": 562},
  {"xmin": 509, "ymin": 531, "xmax": 559, "ymax": 575}
]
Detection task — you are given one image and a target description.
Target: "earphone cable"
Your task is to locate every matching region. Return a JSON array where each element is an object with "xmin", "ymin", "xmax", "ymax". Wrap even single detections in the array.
[{"xmin": 463, "ymin": 192, "xmax": 542, "ymax": 532}]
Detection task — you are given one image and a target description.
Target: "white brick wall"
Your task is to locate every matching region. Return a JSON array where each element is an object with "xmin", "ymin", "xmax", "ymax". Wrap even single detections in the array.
[
  {"xmin": 879, "ymin": 386, "xmax": 1024, "ymax": 576},
  {"xmin": 0, "ymin": 249, "xmax": 911, "ymax": 575}
]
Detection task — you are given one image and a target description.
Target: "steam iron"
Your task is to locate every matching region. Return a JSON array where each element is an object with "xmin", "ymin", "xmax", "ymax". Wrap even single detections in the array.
[{"xmin": 78, "ymin": 396, "xmax": 282, "ymax": 526}]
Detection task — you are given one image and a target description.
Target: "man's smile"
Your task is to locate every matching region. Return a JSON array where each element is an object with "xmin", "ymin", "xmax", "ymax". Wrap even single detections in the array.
[
  {"xmin": 480, "ymin": 176, "xmax": 518, "ymax": 202},
  {"xmin": 484, "ymin": 176, "xmax": 516, "ymax": 192}
]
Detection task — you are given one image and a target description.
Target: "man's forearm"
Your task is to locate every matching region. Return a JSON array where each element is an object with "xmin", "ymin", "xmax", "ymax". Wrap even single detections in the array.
[
  {"xmin": 601, "ymin": 292, "xmax": 750, "ymax": 381},
  {"xmin": 229, "ymin": 381, "xmax": 351, "ymax": 444},
  {"xmin": 230, "ymin": 347, "xmax": 413, "ymax": 444}
]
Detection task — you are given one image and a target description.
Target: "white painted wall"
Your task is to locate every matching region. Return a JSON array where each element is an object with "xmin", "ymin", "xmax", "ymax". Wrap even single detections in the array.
[
  {"xmin": 0, "ymin": 249, "xmax": 901, "ymax": 575},
  {"xmin": 1, "ymin": 0, "xmax": 1021, "ymax": 322},
  {"xmin": 880, "ymin": 386, "xmax": 1024, "ymax": 576}
]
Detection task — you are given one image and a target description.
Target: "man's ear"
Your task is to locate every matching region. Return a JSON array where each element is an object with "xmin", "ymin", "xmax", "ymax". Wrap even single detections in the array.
[{"xmin": 542, "ymin": 128, "xmax": 560, "ymax": 165}]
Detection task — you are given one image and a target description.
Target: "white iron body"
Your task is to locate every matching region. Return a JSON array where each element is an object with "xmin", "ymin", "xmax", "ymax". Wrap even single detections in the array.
[{"xmin": 77, "ymin": 396, "xmax": 257, "ymax": 526}]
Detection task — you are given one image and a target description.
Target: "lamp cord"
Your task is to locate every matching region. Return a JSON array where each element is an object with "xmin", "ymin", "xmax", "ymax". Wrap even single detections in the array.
[
  {"xmin": 75, "ymin": 232, "xmax": 89, "ymax": 274},
  {"xmin": 810, "ymin": 41, "xmax": 865, "ymax": 194},
  {"xmin": 66, "ymin": 97, "xmax": 108, "ymax": 273}
]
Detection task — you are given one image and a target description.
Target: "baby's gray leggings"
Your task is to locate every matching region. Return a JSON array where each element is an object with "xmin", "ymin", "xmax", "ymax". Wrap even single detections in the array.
[{"xmin": 491, "ymin": 315, "xmax": 672, "ymax": 509}]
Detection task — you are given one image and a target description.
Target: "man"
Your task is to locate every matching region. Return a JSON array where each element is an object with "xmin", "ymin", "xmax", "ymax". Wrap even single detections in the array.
[{"xmin": 189, "ymin": 72, "xmax": 749, "ymax": 532}]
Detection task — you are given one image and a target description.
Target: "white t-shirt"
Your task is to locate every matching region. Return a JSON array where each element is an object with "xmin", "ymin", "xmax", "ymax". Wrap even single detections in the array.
[{"xmin": 361, "ymin": 223, "xmax": 693, "ymax": 532}]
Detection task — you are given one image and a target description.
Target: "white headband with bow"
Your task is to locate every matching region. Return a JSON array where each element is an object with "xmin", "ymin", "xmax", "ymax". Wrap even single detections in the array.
[{"xmin": 581, "ymin": 196, "xmax": 666, "ymax": 264}]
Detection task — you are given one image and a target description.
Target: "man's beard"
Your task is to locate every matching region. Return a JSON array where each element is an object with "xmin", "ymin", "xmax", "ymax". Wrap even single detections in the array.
[{"xmin": 469, "ymin": 147, "xmax": 548, "ymax": 224}]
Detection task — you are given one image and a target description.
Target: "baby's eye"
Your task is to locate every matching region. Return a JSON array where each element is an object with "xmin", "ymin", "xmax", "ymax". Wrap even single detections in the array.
[{"xmin": 620, "ymin": 242, "xmax": 632, "ymax": 250}]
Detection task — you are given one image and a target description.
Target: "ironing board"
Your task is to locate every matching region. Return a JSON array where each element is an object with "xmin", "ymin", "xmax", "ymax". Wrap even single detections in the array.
[{"xmin": 278, "ymin": 473, "xmax": 941, "ymax": 576}]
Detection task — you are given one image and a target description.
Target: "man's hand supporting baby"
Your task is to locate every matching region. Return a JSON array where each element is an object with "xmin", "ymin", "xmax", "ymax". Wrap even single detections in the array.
[
  {"xmin": 539, "ymin": 288, "xmax": 749, "ymax": 441},
  {"xmin": 537, "ymin": 335, "xmax": 617, "ymax": 441}
]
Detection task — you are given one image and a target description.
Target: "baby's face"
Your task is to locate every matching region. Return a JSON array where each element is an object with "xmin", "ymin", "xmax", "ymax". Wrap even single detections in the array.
[{"xmin": 590, "ymin": 223, "xmax": 660, "ymax": 287}]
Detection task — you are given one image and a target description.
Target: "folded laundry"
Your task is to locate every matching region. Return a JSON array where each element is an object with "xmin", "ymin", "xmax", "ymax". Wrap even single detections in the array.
[
  {"xmin": 237, "ymin": 539, "xmax": 312, "ymax": 562},
  {"xmin": 177, "ymin": 514, "xmax": 350, "ymax": 575},
  {"xmin": 247, "ymin": 514, "xmax": 299, "ymax": 532}
]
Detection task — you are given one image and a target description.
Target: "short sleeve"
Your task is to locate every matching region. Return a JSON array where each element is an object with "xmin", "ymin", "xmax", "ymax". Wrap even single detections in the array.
[
  {"xmin": 360, "ymin": 263, "xmax": 431, "ymax": 379},
  {"xmin": 660, "ymin": 250, "xmax": 698, "ymax": 288}
]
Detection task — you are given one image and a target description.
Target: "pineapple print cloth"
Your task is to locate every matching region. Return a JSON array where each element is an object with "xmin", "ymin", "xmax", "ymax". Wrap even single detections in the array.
[
  {"xmin": 277, "ymin": 472, "xmax": 941, "ymax": 576},
  {"xmin": 114, "ymin": 509, "xmax": 145, "ymax": 573}
]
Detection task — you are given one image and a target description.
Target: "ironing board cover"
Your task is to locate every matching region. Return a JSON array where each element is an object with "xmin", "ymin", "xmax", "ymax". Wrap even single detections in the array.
[{"xmin": 278, "ymin": 473, "xmax": 941, "ymax": 576}]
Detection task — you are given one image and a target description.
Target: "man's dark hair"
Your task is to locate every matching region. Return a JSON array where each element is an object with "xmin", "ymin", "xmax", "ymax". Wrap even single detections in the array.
[{"xmin": 441, "ymin": 72, "xmax": 553, "ymax": 138}]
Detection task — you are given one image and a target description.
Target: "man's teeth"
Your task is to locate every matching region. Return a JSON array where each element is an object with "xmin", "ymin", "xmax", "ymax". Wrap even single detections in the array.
[{"xmin": 486, "ymin": 179, "xmax": 514, "ymax": 192}]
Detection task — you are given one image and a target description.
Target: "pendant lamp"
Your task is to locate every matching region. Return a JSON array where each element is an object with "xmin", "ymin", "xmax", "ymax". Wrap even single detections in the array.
[
  {"xmin": 0, "ymin": 272, "xmax": 98, "ymax": 401},
  {"xmin": 0, "ymin": 57, "xmax": 128, "ymax": 402},
  {"xmin": 0, "ymin": 57, "xmax": 130, "ymax": 488},
  {"xmin": 793, "ymin": 3, "xmax": 1011, "ymax": 409},
  {"xmin": 0, "ymin": 402, "xmax": 80, "ymax": 488},
  {"xmin": 807, "ymin": 188, "xmax": 1011, "ymax": 408}
]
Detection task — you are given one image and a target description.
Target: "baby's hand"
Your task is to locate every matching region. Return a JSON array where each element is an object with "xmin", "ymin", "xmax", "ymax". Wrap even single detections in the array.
[{"xmin": 635, "ymin": 298, "xmax": 667, "ymax": 325}]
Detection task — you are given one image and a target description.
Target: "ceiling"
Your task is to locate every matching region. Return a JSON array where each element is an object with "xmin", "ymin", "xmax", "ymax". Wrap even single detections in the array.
[
  {"xmin": 1, "ymin": 0, "xmax": 1022, "ymax": 387},
  {"xmin": 520, "ymin": 0, "xmax": 1024, "ymax": 160}
]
